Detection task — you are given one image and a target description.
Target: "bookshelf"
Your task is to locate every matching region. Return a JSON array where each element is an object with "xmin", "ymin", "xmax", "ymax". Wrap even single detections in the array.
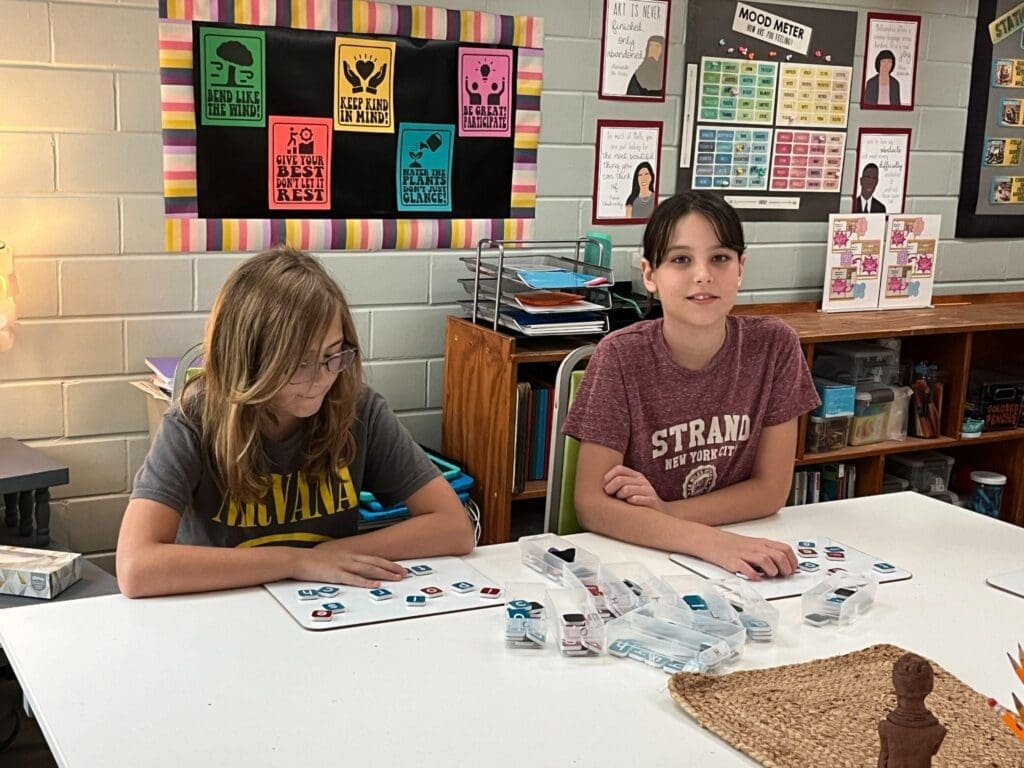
[{"xmin": 442, "ymin": 295, "xmax": 1024, "ymax": 544}]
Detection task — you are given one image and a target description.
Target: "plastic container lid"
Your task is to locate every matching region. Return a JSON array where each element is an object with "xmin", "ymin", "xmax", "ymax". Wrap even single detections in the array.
[{"xmin": 970, "ymin": 470, "xmax": 1007, "ymax": 486}]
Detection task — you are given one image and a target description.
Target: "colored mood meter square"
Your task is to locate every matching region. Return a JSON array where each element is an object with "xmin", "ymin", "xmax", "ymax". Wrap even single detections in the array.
[
  {"xmin": 268, "ymin": 117, "xmax": 333, "ymax": 211},
  {"xmin": 770, "ymin": 130, "xmax": 844, "ymax": 193},
  {"xmin": 396, "ymin": 123, "xmax": 455, "ymax": 213},
  {"xmin": 692, "ymin": 127, "xmax": 772, "ymax": 190},
  {"xmin": 458, "ymin": 46, "xmax": 513, "ymax": 138},
  {"xmin": 775, "ymin": 63, "xmax": 852, "ymax": 128},
  {"xmin": 199, "ymin": 27, "xmax": 266, "ymax": 127},
  {"xmin": 698, "ymin": 57, "xmax": 778, "ymax": 125}
]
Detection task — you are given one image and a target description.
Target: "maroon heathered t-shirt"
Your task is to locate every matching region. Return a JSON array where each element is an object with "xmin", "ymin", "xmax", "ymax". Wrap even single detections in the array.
[{"xmin": 562, "ymin": 315, "xmax": 820, "ymax": 502}]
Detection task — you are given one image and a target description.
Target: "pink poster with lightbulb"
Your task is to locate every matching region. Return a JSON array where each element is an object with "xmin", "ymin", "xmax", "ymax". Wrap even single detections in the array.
[{"xmin": 458, "ymin": 47, "xmax": 513, "ymax": 138}]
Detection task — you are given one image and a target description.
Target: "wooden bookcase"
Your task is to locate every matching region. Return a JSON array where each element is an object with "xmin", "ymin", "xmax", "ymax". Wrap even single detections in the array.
[{"xmin": 442, "ymin": 296, "xmax": 1024, "ymax": 544}]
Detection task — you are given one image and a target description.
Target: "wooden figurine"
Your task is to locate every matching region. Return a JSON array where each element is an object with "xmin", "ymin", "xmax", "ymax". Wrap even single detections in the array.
[{"xmin": 878, "ymin": 653, "xmax": 947, "ymax": 768}]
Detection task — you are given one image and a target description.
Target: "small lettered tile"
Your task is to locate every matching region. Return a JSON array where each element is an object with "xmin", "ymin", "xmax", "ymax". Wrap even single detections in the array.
[
  {"xmin": 311, "ymin": 609, "xmax": 334, "ymax": 622},
  {"xmin": 479, "ymin": 586, "xmax": 503, "ymax": 599},
  {"xmin": 316, "ymin": 586, "xmax": 341, "ymax": 597},
  {"xmin": 406, "ymin": 595, "xmax": 428, "ymax": 608},
  {"xmin": 322, "ymin": 602, "xmax": 346, "ymax": 614},
  {"xmin": 421, "ymin": 586, "xmax": 444, "ymax": 598},
  {"xmin": 297, "ymin": 588, "xmax": 320, "ymax": 601},
  {"xmin": 409, "ymin": 564, "xmax": 434, "ymax": 576},
  {"xmin": 799, "ymin": 561, "xmax": 820, "ymax": 572},
  {"xmin": 451, "ymin": 581, "xmax": 475, "ymax": 593},
  {"xmin": 873, "ymin": 561, "xmax": 895, "ymax": 573},
  {"xmin": 369, "ymin": 588, "xmax": 394, "ymax": 601}
]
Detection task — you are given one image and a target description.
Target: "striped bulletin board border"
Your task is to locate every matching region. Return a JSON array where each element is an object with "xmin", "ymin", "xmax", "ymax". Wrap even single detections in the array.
[{"xmin": 159, "ymin": 0, "xmax": 542, "ymax": 252}]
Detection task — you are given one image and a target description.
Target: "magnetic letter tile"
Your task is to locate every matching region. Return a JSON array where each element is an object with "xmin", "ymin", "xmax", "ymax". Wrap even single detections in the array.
[
  {"xmin": 406, "ymin": 595, "xmax": 427, "ymax": 607},
  {"xmin": 369, "ymin": 588, "xmax": 393, "ymax": 601},
  {"xmin": 322, "ymin": 601, "xmax": 346, "ymax": 613},
  {"xmin": 451, "ymin": 581, "xmax": 475, "ymax": 593},
  {"xmin": 297, "ymin": 588, "xmax": 320, "ymax": 600},
  {"xmin": 410, "ymin": 564, "xmax": 434, "ymax": 575},
  {"xmin": 421, "ymin": 586, "xmax": 444, "ymax": 598},
  {"xmin": 317, "ymin": 586, "xmax": 341, "ymax": 597},
  {"xmin": 311, "ymin": 609, "xmax": 333, "ymax": 622},
  {"xmin": 479, "ymin": 586, "xmax": 503, "ymax": 599}
]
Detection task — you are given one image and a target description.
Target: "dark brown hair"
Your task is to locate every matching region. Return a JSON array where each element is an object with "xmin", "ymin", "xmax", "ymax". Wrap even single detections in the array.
[{"xmin": 642, "ymin": 191, "xmax": 746, "ymax": 269}]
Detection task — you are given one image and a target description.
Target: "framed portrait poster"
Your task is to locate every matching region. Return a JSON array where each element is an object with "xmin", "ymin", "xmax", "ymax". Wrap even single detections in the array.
[
  {"xmin": 592, "ymin": 120, "xmax": 663, "ymax": 224},
  {"xmin": 599, "ymin": 0, "xmax": 671, "ymax": 101},
  {"xmin": 860, "ymin": 13, "xmax": 921, "ymax": 111},
  {"xmin": 853, "ymin": 128, "xmax": 912, "ymax": 215}
]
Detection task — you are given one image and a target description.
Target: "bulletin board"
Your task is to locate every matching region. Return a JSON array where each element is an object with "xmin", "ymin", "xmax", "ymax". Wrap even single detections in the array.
[
  {"xmin": 955, "ymin": 0, "xmax": 1024, "ymax": 237},
  {"xmin": 676, "ymin": 0, "xmax": 857, "ymax": 222},
  {"xmin": 158, "ymin": 0, "xmax": 543, "ymax": 252}
]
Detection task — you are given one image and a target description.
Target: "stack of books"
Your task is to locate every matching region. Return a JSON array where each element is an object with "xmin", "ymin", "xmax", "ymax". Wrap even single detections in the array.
[
  {"xmin": 790, "ymin": 463, "xmax": 858, "ymax": 505},
  {"xmin": 131, "ymin": 356, "xmax": 203, "ymax": 402}
]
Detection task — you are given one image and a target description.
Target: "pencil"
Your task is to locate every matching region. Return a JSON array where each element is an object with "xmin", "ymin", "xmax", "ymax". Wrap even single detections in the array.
[
  {"xmin": 987, "ymin": 698, "xmax": 1024, "ymax": 742},
  {"xmin": 1008, "ymin": 652, "xmax": 1024, "ymax": 686},
  {"xmin": 1014, "ymin": 692, "xmax": 1024, "ymax": 722},
  {"xmin": 1017, "ymin": 642, "xmax": 1023, "ymax": 666}
]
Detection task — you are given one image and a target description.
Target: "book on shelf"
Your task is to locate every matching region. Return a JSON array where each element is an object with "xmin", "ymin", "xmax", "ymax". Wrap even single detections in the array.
[
  {"xmin": 792, "ymin": 463, "xmax": 858, "ymax": 505},
  {"xmin": 512, "ymin": 382, "xmax": 532, "ymax": 494}
]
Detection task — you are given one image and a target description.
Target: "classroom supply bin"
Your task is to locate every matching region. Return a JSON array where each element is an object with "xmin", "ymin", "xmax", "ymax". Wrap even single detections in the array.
[
  {"xmin": 705, "ymin": 577, "xmax": 779, "ymax": 643},
  {"xmin": 886, "ymin": 385, "xmax": 913, "ymax": 441},
  {"xmin": 885, "ymin": 451, "xmax": 955, "ymax": 494},
  {"xmin": 964, "ymin": 369, "xmax": 1024, "ymax": 431},
  {"xmin": 546, "ymin": 585, "xmax": 604, "ymax": 656},
  {"xmin": 584, "ymin": 561, "xmax": 672, "ymax": 619},
  {"xmin": 802, "ymin": 571, "xmax": 877, "ymax": 627},
  {"xmin": 519, "ymin": 533, "xmax": 599, "ymax": 584},
  {"xmin": 805, "ymin": 414, "xmax": 851, "ymax": 453},
  {"xmin": 812, "ymin": 341, "xmax": 900, "ymax": 385},
  {"xmin": 504, "ymin": 582, "xmax": 547, "ymax": 650},
  {"xmin": 881, "ymin": 474, "xmax": 911, "ymax": 494},
  {"xmin": 848, "ymin": 383, "xmax": 894, "ymax": 446},
  {"xmin": 812, "ymin": 377, "xmax": 856, "ymax": 418},
  {"xmin": 969, "ymin": 471, "xmax": 1007, "ymax": 518},
  {"xmin": 605, "ymin": 602, "xmax": 735, "ymax": 674}
]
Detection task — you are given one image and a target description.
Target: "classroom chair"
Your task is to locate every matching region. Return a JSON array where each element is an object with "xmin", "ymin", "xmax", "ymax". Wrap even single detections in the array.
[
  {"xmin": 543, "ymin": 345, "xmax": 595, "ymax": 536},
  {"xmin": 172, "ymin": 342, "xmax": 205, "ymax": 404}
]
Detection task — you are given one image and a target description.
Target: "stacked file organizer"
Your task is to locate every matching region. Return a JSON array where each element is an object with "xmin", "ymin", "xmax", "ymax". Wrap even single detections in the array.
[{"xmin": 458, "ymin": 238, "xmax": 614, "ymax": 337}]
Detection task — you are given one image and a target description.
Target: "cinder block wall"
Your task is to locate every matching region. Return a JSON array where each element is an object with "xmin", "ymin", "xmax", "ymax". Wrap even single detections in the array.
[{"xmin": 0, "ymin": 0, "xmax": 1014, "ymax": 566}]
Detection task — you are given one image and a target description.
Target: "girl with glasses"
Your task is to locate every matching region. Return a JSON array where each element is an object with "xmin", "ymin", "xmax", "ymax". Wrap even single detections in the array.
[{"xmin": 117, "ymin": 247, "xmax": 474, "ymax": 598}]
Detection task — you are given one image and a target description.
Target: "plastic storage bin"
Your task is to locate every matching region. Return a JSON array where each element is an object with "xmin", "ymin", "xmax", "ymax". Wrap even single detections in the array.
[
  {"xmin": 812, "ymin": 377, "xmax": 856, "ymax": 418},
  {"xmin": 964, "ymin": 369, "xmax": 1024, "ymax": 431},
  {"xmin": 849, "ymin": 383, "xmax": 894, "ymax": 445},
  {"xmin": 812, "ymin": 342, "xmax": 900, "ymax": 385},
  {"xmin": 970, "ymin": 470, "xmax": 1007, "ymax": 518},
  {"xmin": 886, "ymin": 385, "xmax": 913, "ymax": 441},
  {"xmin": 886, "ymin": 451, "xmax": 955, "ymax": 494},
  {"xmin": 504, "ymin": 582, "xmax": 547, "ymax": 650},
  {"xmin": 881, "ymin": 473, "xmax": 911, "ymax": 494},
  {"xmin": 519, "ymin": 533, "xmax": 599, "ymax": 584},
  {"xmin": 605, "ymin": 602, "xmax": 735, "ymax": 674},
  {"xmin": 802, "ymin": 571, "xmax": 878, "ymax": 627},
  {"xmin": 546, "ymin": 585, "xmax": 604, "ymax": 656},
  {"xmin": 805, "ymin": 414, "xmax": 851, "ymax": 453}
]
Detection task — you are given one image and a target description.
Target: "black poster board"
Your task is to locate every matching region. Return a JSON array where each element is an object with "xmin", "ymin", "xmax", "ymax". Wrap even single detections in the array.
[
  {"xmin": 677, "ymin": 0, "xmax": 857, "ymax": 222},
  {"xmin": 956, "ymin": 0, "xmax": 1024, "ymax": 238}
]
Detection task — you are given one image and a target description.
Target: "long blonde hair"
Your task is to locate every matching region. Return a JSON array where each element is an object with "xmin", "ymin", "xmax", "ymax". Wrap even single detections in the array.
[{"xmin": 187, "ymin": 246, "xmax": 363, "ymax": 502}]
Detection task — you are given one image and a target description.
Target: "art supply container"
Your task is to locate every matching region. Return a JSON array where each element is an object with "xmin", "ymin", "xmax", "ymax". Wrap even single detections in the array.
[
  {"xmin": 964, "ymin": 369, "xmax": 1024, "ymax": 431},
  {"xmin": 805, "ymin": 414, "xmax": 851, "ymax": 453},
  {"xmin": 812, "ymin": 342, "xmax": 900, "ymax": 385},
  {"xmin": 546, "ymin": 585, "xmax": 605, "ymax": 656},
  {"xmin": 970, "ymin": 471, "xmax": 1007, "ymax": 518}
]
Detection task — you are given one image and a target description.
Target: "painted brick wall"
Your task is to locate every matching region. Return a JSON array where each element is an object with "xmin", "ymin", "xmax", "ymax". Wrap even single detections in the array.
[{"xmin": 0, "ymin": 0, "xmax": 1014, "ymax": 565}]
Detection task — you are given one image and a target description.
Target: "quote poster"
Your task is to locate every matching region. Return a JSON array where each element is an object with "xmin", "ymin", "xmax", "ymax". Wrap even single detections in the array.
[
  {"xmin": 334, "ymin": 37, "xmax": 396, "ymax": 133},
  {"xmin": 860, "ymin": 13, "xmax": 920, "ymax": 110},
  {"xmin": 853, "ymin": 129, "xmax": 911, "ymax": 215},
  {"xmin": 199, "ymin": 27, "xmax": 266, "ymax": 127},
  {"xmin": 593, "ymin": 120, "xmax": 662, "ymax": 224},
  {"xmin": 268, "ymin": 116, "xmax": 333, "ymax": 211},
  {"xmin": 396, "ymin": 123, "xmax": 454, "ymax": 213},
  {"xmin": 458, "ymin": 47, "xmax": 513, "ymax": 137},
  {"xmin": 599, "ymin": 0, "xmax": 670, "ymax": 101}
]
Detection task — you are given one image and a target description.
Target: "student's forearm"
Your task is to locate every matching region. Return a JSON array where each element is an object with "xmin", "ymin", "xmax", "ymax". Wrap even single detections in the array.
[
  {"xmin": 118, "ymin": 542, "xmax": 300, "ymax": 598},
  {"xmin": 325, "ymin": 510, "xmax": 475, "ymax": 560},
  {"xmin": 662, "ymin": 476, "xmax": 788, "ymax": 526},
  {"xmin": 576, "ymin": 492, "xmax": 716, "ymax": 557}
]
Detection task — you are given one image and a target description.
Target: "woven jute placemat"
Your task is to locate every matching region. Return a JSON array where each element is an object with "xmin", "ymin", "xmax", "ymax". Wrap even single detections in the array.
[{"xmin": 668, "ymin": 644, "xmax": 1024, "ymax": 767}]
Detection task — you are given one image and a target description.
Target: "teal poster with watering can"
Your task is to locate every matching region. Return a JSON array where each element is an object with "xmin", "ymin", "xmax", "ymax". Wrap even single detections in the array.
[{"xmin": 396, "ymin": 123, "xmax": 454, "ymax": 213}]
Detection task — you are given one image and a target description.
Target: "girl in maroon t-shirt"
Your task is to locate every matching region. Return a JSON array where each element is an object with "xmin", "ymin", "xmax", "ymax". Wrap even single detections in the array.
[{"xmin": 563, "ymin": 192, "xmax": 820, "ymax": 580}]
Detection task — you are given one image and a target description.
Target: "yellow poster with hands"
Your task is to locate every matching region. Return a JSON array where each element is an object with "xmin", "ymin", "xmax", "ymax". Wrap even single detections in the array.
[{"xmin": 334, "ymin": 37, "xmax": 396, "ymax": 133}]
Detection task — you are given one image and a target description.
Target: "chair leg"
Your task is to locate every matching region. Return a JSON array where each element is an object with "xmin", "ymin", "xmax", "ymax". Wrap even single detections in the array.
[
  {"xmin": 17, "ymin": 491, "xmax": 33, "ymax": 538},
  {"xmin": 3, "ymin": 494, "xmax": 17, "ymax": 528},
  {"xmin": 34, "ymin": 488, "xmax": 51, "ymax": 547}
]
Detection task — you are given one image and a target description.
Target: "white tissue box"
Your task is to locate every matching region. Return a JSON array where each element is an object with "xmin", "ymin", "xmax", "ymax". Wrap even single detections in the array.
[{"xmin": 0, "ymin": 545, "xmax": 82, "ymax": 599}]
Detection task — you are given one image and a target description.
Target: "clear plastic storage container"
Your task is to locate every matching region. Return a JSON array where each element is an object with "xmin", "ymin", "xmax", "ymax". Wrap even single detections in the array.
[
  {"xmin": 519, "ymin": 533, "xmax": 599, "ymax": 584},
  {"xmin": 605, "ymin": 601, "xmax": 735, "ymax": 674},
  {"xmin": 885, "ymin": 451, "xmax": 955, "ymax": 494},
  {"xmin": 504, "ymin": 582, "xmax": 547, "ymax": 650},
  {"xmin": 802, "ymin": 571, "xmax": 878, "ymax": 627},
  {"xmin": 805, "ymin": 414, "xmax": 851, "ymax": 453},
  {"xmin": 849, "ymin": 383, "xmax": 894, "ymax": 445},
  {"xmin": 812, "ymin": 341, "xmax": 900, "ymax": 385}
]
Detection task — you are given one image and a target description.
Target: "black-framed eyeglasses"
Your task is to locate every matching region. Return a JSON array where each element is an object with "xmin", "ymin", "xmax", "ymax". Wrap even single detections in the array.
[{"xmin": 290, "ymin": 345, "xmax": 358, "ymax": 384}]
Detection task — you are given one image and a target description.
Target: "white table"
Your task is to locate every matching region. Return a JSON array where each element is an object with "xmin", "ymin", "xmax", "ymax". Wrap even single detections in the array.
[{"xmin": 1, "ymin": 493, "xmax": 1022, "ymax": 767}]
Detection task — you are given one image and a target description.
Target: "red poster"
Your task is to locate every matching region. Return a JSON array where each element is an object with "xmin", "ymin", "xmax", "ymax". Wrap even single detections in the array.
[{"xmin": 268, "ymin": 116, "xmax": 333, "ymax": 210}]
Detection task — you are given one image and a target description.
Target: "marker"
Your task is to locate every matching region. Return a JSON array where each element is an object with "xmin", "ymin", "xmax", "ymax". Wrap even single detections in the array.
[
  {"xmin": 987, "ymin": 698, "xmax": 1024, "ymax": 742},
  {"xmin": 1008, "ymin": 652, "xmax": 1024, "ymax": 686}
]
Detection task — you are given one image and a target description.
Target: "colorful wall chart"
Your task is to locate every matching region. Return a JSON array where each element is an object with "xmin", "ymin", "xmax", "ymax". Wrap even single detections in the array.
[
  {"xmin": 698, "ymin": 57, "xmax": 778, "ymax": 124},
  {"xmin": 158, "ymin": 1, "xmax": 544, "ymax": 252},
  {"xmin": 775, "ymin": 63, "xmax": 852, "ymax": 128},
  {"xmin": 820, "ymin": 213, "xmax": 885, "ymax": 313},
  {"xmin": 878, "ymin": 215, "xmax": 940, "ymax": 310},
  {"xmin": 769, "ymin": 130, "xmax": 844, "ymax": 192},
  {"xmin": 956, "ymin": 0, "xmax": 1024, "ymax": 236},
  {"xmin": 692, "ymin": 127, "xmax": 771, "ymax": 190}
]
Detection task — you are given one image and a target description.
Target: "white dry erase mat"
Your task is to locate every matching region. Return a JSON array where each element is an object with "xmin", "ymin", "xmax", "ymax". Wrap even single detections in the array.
[
  {"xmin": 986, "ymin": 568, "xmax": 1024, "ymax": 599},
  {"xmin": 264, "ymin": 556, "xmax": 502, "ymax": 630},
  {"xmin": 669, "ymin": 537, "xmax": 911, "ymax": 600}
]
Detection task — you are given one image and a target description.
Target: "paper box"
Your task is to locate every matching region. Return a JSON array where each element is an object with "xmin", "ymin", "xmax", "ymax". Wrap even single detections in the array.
[
  {"xmin": 812, "ymin": 377, "xmax": 856, "ymax": 418},
  {"xmin": 0, "ymin": 545, "xmax": 82, "ymax": 599}
]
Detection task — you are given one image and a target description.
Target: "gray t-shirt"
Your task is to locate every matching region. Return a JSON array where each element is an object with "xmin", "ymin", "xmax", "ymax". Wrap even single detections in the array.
[{"xmin": 131, "ymin": 386, "xmax": 438, "ymax": 548}]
